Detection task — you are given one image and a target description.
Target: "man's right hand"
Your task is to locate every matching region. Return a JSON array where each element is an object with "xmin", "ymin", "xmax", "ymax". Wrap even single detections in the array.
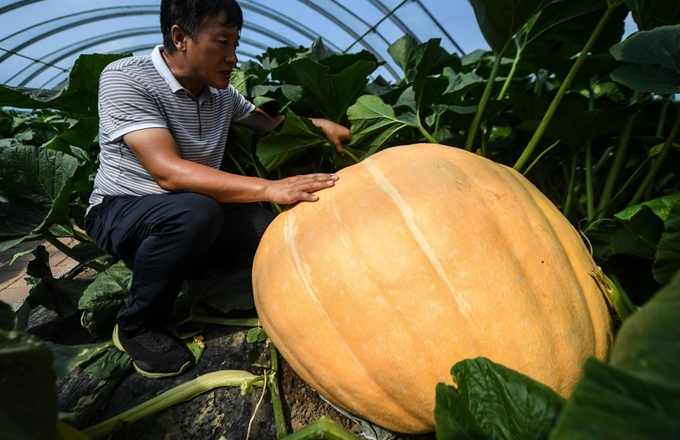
[{"xmin": 263, "ymin": 173, "xmax": 339, "ymax": 204}]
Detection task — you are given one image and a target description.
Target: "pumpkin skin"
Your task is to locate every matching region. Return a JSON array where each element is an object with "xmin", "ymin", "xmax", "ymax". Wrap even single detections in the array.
[{"xmin": 252, "ymin": 143, "xmax": 612, "ymax": 433}]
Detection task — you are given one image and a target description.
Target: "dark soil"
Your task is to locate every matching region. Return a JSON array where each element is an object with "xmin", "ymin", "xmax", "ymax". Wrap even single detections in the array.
[{"xmin": 25, "ymin": 268, "xmax": 436, "ymax": 440}]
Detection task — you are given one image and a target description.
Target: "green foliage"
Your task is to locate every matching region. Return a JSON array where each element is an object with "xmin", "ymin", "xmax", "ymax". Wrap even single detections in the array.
[
  {"xmin": 0, "ymin": 330, "xmax": 57, "ymax": 440},
  {"xmin": 549, "ymin": 269, "xmax": 680, "ymax": 439},
  {"xmin": 435, "ymin": 358, "xmax": 565, "ymax": 440}
]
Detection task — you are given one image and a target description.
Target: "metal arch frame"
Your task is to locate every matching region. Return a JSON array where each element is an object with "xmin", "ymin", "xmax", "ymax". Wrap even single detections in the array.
[
  {"xmin": 16, "ymin": 26, "xmax": 291, "ymax": 87},
  {"xmin": 0, "ymin": 5, "xmax": 157, "ymax": 43},
  {"xmin": 11, "ymin": 27, "xmax": 160, "ymax": 86},
  {"xmin": 0, "ymin": 7, "xmax": 161, "ymax": 64},
  {"xmin": 290, "ymin": 0, "xmax": 401, "ymax": 78},
  {"xmin": 0, "ymin": 0, "xmax": 43, "ymax": 15},
  {"xmin": 0, "ymin": 0, "xmax": 442, "ymax": 87}
]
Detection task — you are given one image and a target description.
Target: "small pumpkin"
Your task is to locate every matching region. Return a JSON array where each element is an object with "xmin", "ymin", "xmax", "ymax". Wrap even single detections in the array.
[{"xmin": 253, "ymin": 144, "xmax": 612, "ymax": 433}]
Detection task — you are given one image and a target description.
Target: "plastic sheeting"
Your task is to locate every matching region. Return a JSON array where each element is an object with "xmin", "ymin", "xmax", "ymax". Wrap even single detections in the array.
[{"xmin": 0, "ymin": 0, "xmax": 489, "ymax": 88}]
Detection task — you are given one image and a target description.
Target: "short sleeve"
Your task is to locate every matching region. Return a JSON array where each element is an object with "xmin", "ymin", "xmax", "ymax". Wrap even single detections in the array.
[
  {"xmin": 98, "ymin": 69, "xmax": 168, "ymax": 141},
  {"xmin": 230, "ymin": 86, "xmax": 256, "ymax": 121}
]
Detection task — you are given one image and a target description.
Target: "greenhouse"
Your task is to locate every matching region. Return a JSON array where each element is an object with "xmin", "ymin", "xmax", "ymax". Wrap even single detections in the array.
[{"xmin": 1, "ymin": 1, "xmax": 679, "ymax": 439}]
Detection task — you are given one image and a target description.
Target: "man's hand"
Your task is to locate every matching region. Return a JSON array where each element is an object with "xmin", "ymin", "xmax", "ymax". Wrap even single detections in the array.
[
  {"xmin": 310, "ymin": 118, "xmax": 353, "ymax": 155},
  {"xmin": 263, "ymin": 173, "xmax": 339, "ymax": 204}
]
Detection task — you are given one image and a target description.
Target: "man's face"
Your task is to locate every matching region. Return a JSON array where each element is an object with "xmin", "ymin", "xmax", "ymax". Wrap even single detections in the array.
[{"xmin": 184, "ymin": 12, "xmax": 239, "ymax": 90}]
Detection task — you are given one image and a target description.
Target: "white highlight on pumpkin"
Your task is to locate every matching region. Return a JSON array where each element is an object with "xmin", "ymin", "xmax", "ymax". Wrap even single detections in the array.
[
  {"xmin": 361, "ymin": 160, "xmax": 477, "ymax": 330},
  {"xmin": 283, "ymin": 210, "xmax": 390, "ymax": 402}
]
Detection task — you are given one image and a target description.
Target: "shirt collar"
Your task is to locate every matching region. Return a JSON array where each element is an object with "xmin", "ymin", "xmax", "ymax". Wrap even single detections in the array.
[{"xmin": 151, "ymin": 45, "xmax": 219, "ymax": 99}]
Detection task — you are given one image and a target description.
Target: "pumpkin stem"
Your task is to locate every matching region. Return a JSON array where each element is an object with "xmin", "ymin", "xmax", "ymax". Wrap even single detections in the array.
[{"xmin": 590, "ymin": 268, "xmax": 638, "ymax": 322}]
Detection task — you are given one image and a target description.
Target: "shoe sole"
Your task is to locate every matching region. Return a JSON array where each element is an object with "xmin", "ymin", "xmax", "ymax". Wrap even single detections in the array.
[{"xmin": 113, "ymin": 324, "xmax": 192, "ymax": 379}]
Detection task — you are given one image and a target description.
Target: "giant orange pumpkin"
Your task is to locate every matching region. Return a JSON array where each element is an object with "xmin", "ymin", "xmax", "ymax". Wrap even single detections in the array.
[{"xmin": 252, "ymin": 143, "xmax": 612, "ymax": 433}]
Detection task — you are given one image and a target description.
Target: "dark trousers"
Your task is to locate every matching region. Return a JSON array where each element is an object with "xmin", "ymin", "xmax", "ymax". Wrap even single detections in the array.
[{"xmin": 85, "ymin": 193, "xmax": 276, "ymax": 335}]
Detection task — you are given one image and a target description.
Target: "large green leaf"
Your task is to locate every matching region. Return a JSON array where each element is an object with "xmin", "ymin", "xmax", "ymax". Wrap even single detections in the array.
[
  {"xmin": 413, "ymin": 39, "xmax": 450, "ymax": 110},
  {"xmin": 653, "ymin": 199, "xmax": 680, "ymax": 284},
  {"xmin": 78, "ymin": 261, "xmax": 131, "ymax": 336},
  {"xmin": 626, "ymin": 0, "xmax": 680, "ymax": 31},
  {"xmin": 345, "ymin": 95, "xmax": 411, "ymax": 156},
  {"xmin": 45, "ymin": 340, "xmax": 112, "ymax": 377},
  {"xmin": 256, "ymin": 109, "xmax": 327, "ymax": 172},
  {"xmin": 435, "ymin": 357, "xmax": 565, "ymax": 440},
  {"xmin": 184, "ymin": 267, "xmax": 255, "ymax": 314},
  {"xmin": 0, "ymin": 145, "xmax": 79, "ymax": 248},
  {"xmin": 0, "ymin": 330, "xmax": 57, "ymax": 440},
  {"xmin": 0, "ymin": 53, "xmax": 130, "ymax": 115},
  {"xmin": 26, "ymin": 278, "xmax": 92, "ymax": 319},
  {"xmin": 469, "ymin": 0, "xmax": 556, "ymax": 55},
  {"xmin": 272, "ymin": 57, "xmax": 378, "ymax": 123},
  {"xmin": 615, "ymin": 193, "xmax": 680, "ymax": 222},
  {"xmin": 388, "ymin": 34, "xmax": 424, "ymax": 80},
  {"xmin": 523, "ymin": 0, "xmax": 627, "ymax": 59},
  {"xmin": 550, "ymin": 269, "xmax": 680, "ymax": 439},
  {"xmin": 610, "ymin": 25, "xmax": 680, "ymax": 94}
]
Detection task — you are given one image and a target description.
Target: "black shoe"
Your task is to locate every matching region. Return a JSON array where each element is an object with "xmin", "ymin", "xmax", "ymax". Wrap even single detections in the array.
[{"xmin": 113, "ymin": 324, "xmax": 192, "ymax": 378}]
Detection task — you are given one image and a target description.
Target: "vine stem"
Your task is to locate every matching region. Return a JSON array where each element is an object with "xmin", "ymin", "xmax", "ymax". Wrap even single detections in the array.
[
  {"xmin": 81, "ymin": 370, "xmax": 264, "ymax": 439},
  {"xmin": 596, "ymin": 91, "xmax": 641, "ymax": 219},
  {"xmin": 513, "ymin": 4, "xmax": 618, "ymax": 172},
  {"xmin": 465, "ymin": 53, "xmax": 503, "ymax": 152},
  {"xmin": 269, "ymin": 342, "xmax": 289, "ymax": 438},
  {"xmin": 628, "ymin": 107, "xmax": 680, "ymax": 207}
]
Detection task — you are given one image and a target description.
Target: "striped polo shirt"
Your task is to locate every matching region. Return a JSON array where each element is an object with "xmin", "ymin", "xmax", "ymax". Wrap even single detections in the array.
[{"xmin": 88, "ymin": 45, "xmax": 255, "ymax": 210}]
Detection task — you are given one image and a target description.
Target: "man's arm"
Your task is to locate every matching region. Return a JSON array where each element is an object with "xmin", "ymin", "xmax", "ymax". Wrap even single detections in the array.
[
  {"xmin": 236, "ymin": 108, "xmax": 352, "ymax": 154},
  {"xmin": 123, "ymin": 128, "xmax": 338, "ymax": 204}
]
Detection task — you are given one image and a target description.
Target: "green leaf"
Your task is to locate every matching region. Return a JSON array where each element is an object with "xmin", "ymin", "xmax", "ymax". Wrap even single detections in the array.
[
  {"xmin": 0, "ymin": 53, "xmax": 130, "ymax": 115},
  {"xmin": 45, "ymin": 341, "xmax": 112, "ymax": 377},
  {"xmin": 78, "ymin": 261, "xmax": 131, "ymax": 336},
  {"xmin": 587, "ymin": 217, "xmax": 659, "ymax": 262},
  {"xmin": 611, "ymin": 269, "xmax": 680, "ymax": 380},
  {"xmin": 256, "ymin": 109, "xmax": 327, "ymax": 172},
  {"xmin": 653, "ymin": 200, "xmax": 680, "ymax": 284},
  {"xmin": 550, "ymin": 358, "xmax": 680, "ymax": 440},
  {"xmin": 82, "ymin": 346, "xmax": 133, "ymax": 379},
  {"xmin": 626, "ymin": 0, "xmax": 680, "ymax": 30},
  {"xmin": 0, "ymin": 145, "xmax": 79, "ymax": 242},
  {"xmin": 230, "ymin": 69, "xmax": 248, "ymax": 97},
  {"xmin": 387, "ymin": 34, "xmax": 423, "ymax": 79},
  {"xmin": 346, "ymin": 95, "xmax": 410, "ymax": 156},
  {"xmin": 0, "ymin": 330, "xmax": 57, "ymax": 440},
  {"xmin": 442, "ymin": 358, "xmax": 565, "ymax": 440},
  {"xmin": 247, "ymin": 326, "xmax": 268, "ymax": 343},
  {"xmin": 27, "ymin": 278, "xmax": 92, "ymax": 319},
  {"xmin": 469, "ymin": 0, "xmax": 555, "ymax": 55},
  {"xmin": 615, "ymin": 193, "xmax": 680, "ymax": 222},
  {"xmin": 551, "ymin": 269, "xmax": 680, "ymax": 439},
  {"xmin": 413, "ymin": 39, "xmax": 450, "ymax": 110},
  {"xmin": 611, "ymin": 64, "xmax": 680, "ymax": 94},
  {"xmin": 434, "ymin": 383, "xmax": 487, "ymax": 440},
  {"xmin": 272, "ymin": 57, "xmax": 378, "ymax": 122},
  {"xmin": 42, "ymin": 116, "xmax": 98, "ymax": 155},
  {"xmin": 185, "ymin": 267, "xmax": 255, "ymax": 314},
  {"xmin": 523, "ymin": 0, "xmax": 627, "ymax": 59},
  {"xmin": 610, "ymin": 25, "xmax": 680, "ymax": 94}
]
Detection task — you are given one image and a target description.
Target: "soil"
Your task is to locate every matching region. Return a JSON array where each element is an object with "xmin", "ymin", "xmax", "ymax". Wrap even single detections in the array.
[{"xmin": 25, "ymin": 267, "xmax": 436, "ymax": 440}]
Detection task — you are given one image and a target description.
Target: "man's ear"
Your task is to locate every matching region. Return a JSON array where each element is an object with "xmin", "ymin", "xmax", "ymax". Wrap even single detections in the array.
[{"xmin": 170, "ymin": 24, "xmax": 188, "ymax": 51}]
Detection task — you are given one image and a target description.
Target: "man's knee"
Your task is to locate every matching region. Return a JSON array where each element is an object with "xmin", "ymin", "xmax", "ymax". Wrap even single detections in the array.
[{"xmin": 171, "ymin": 193, "xmax": 225, "ymax": 233}]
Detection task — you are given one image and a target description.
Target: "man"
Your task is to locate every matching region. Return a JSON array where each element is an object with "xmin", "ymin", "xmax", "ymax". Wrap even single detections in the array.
[{"xmin": 85, "ymin": 0, "xmax": 352, "ymax": 378}]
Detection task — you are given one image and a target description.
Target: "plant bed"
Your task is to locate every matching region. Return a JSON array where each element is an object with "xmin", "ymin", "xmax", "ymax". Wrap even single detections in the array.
[{"xmin": 25, "ymin": 296, "xmax": 434, "ymax": 439}]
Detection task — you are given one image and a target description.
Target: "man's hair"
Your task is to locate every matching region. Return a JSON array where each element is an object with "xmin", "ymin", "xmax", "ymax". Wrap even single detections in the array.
[{"xmin": 160, "ymin": 0, "xmax": 244, "ymax": 52}]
